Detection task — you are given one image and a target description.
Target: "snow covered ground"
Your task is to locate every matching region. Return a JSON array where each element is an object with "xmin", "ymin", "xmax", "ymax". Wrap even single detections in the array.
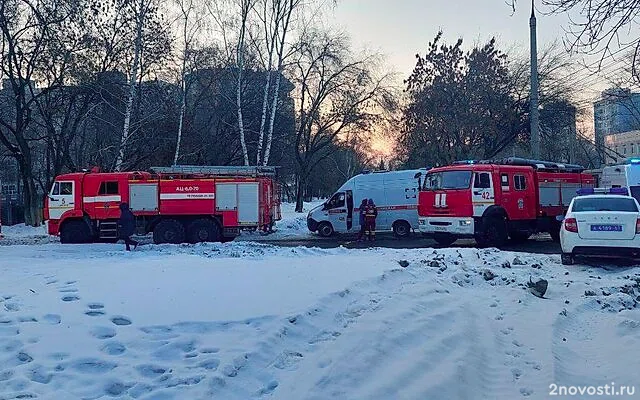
[{"xmin": 1, "ymin": 241, "xmax": 640, "ymax": 399}]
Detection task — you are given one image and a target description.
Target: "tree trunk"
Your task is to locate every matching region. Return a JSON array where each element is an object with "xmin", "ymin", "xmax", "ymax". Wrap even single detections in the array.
[
  {"xmin": 256, "ymin": 68, "xmax": 272, "ymax": 165},
  {"xmin": 295, "ymin": 174, "xmax": 305, "ymax": 212},
  {"xmin": 174, "ymin": 81, "xmax": 186, "ymax": 165},
  {"xmin": 263, "ymin": 70, "xmax": 281, "ymax": 166},
  {"xmin": 18, "ymin": 158, "xmax": 42, "ymax": 227},
  {"xmin": 236, "ymin": 2, "xmax": 250, "ymax": 166},
  {"xmin": 115, "ymin": 0, "xmax": 145, "ymax": 171}
]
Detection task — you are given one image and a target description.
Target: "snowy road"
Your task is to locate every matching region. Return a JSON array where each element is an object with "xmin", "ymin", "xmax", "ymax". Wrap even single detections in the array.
[{"xmin": 1, "ymin": 241, "xmax": 640, "ymax": 400}]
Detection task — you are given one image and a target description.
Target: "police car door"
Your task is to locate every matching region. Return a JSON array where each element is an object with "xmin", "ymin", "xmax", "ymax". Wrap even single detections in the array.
[{"xmin": 472, "ymin": 171, "xmax": 494, "ymax": 217}]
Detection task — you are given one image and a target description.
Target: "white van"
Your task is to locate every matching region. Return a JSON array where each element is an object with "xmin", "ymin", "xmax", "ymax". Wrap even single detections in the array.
[
  {"xmin": 306, "ymin": 169, "xmax": 428, "ymax": 238},
  {"xmin": 601, "ymin": 160, "xmax": 640, "ymax": 203}
]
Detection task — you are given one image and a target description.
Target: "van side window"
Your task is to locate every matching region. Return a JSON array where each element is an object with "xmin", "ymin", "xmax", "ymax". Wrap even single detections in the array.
[
  {"xmin": 326, "ymin": 192, "xmax": 345, "ymax": 209},
  {"xmin": 514, "ymin": 175, "xmax": 526, "ymax": 191},
  {"xmin": 501, "ymin": 174, "xmax": 509, "ymax": 190},
  {"xmin": 473, "ymin": 172, "xmax": 491, "ymax": 189},
  {"xmin": 99, "ymin": 181, "xmax": 119, "ymax": 195}
]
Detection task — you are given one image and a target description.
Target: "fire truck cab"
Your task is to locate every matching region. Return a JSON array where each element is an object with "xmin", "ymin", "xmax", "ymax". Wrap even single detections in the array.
[
  {"xmin": 45, "ymin": 166, "xmax": 281, "ymax": 244},
  {"xmin": 418, "ymin": 158, "xmax": 594, "ymax": 247}
]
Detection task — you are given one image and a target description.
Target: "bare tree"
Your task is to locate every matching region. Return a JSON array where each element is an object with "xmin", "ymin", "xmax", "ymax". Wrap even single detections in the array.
[
  {"xmin": 114, "ymin": 0, "xmax": 167, "ymax": 171},
  {"xmin": 0, "ymin": 0, "xmax": 88, "ymax": 225},
  {"xmin": 173, "ymin": 0, "xmax": 205, "ymax": 165},
  {"xmin": 291, "ymin": 30, "xmax": 395, "ymax": 212}
]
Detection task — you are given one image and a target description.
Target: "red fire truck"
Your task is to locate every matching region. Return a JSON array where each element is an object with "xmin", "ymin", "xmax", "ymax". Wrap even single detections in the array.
[
  {"xmin": 44, "ymin": 165, "xmax": 281, "ymax": 244},
  {"xmin": 417, "ymin": 158, "xmax": 595, "ymax": 247}
]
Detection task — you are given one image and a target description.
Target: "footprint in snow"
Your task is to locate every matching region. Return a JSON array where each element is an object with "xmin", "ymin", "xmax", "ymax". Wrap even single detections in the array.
[
  {"xmin": 4, "ymin": 303, "xmax": 20, "ymax": 312},
  {"xmin": 62, "ymin": 295, "xmax": 80, "ymax": 302},
  {"xmin": 59, "ymin": 288, "xmax": 79, "ymax": 293},
  {"xmin": 17, "ymin": 352, "xmax": 33, "ymax": 364},
  {"xmin": 520, "ymin": 388, "xmax": 533, "ymax": 396},
  {"xmin": 90, "ymin": 326, "xmax": 117, "ymax": 340},
  {"xmin": 256, "ymin": 380, "xmax": 279, "ymax": 396},
  {"xmin": 85, "ymin": 310, "xmax": 105, "ymax": 317},
  {"xmin": 100, "ymin": 342, "xmax": 127, "ymax": 356},
  {"xmin": 18, "ymin": 317, "xmax": 37, "ymax": 323},
  {"xmin": 27, "ymin": 366, "xmax": 52, "ymax": 384},
  {"xmin": 135, "ymin": 364, "xmax": 167, "ymax": 378},
  {"xmin": 69, "ymin": 358, "xmax": 117, "ymax": 374},
  {"xmin": 87, "ymin": 303, "xmax": 104, "ymax": 310},
  {"xmin": 105, "ymin": 381, "xmax": 132, "ymax": 396},
  {"xmin": 111, "ymin": 316, "xmax": 132, "ymax": 326}
]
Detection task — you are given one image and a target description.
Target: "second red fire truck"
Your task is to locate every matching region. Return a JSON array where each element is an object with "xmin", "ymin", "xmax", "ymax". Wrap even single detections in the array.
[
  {"xmin": 418, "ymin": 158, "xmax": 595, "ymax": 247},
  {"xmin": 45, "ymin": 165, "xmax": 281, "ymax": 244}
]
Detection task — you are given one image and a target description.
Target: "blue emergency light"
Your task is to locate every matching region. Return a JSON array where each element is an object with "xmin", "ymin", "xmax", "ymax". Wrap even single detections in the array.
[
  {"xmin": 627, "ymin": 158, "xmax": 640, "ymax": 164},
  {"xmin": 576, "ymin": 187, "xmax": 629, "ymax": 196}
]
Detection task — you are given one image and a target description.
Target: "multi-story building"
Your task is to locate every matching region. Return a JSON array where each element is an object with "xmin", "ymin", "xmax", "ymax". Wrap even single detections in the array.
[
  {"xmin": 594, "ymin": 88, "xmax": 640, "ymax": 165},
  {"xmin": 604, "ymin": 130, "xmax": 640, "ymax": 164}
]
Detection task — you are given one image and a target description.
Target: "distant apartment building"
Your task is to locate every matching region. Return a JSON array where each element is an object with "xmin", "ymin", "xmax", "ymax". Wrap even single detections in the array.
[
  {"xmin": 604, "ymin": 130, "xmax": 640, "ymax": 164},
  {"xmin": 594, "ymin": 88, "xmax": 640, "ymax": 165}
]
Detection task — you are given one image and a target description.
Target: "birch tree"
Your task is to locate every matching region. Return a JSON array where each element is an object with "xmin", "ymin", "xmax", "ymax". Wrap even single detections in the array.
[{"xmin": 173, "ymin": 0, "xmax": 205, "ymax": 165}]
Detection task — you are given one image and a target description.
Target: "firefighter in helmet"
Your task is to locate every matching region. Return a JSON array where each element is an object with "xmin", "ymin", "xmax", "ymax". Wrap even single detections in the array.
[
  {"xmin": 356, "ymin": 198, "xmax": 368, "ymax": 241},
  {"xmin": 364, "ymin": 198, "xmax": 378, "ymax": 241}
]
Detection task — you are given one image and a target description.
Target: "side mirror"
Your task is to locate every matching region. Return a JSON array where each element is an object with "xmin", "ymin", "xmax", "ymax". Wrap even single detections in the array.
[{"xmin": 555, "ymin": 215, "xmax": 564, "ymax": 222}]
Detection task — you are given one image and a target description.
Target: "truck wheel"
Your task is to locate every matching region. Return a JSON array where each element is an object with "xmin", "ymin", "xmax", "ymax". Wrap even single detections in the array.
[
  {"xmin": 60, "ymin": 220, "xmax": 91, "ymax": 244},
  {"xmin": 393, "ymin": 221, "xmax": 411, "ymax": 238},
  {"xmin": 187, "ymin": 219, "xmax": 220, "ymax": 243},
  {"xmin": 433, "ymin": 233, "xmax": 456, "ymax": 247},
  {"xmin": 550, "ymin": 223, "xmax": 561, "ymax": 242},
  {"xmin": 317, "ymin": 222, "xmax": 334, "ymax": 237},
  {"xmin": 153, "ymin": 219, "xmax": 186, "ymax": 244},
  {"xmin": 509, "ymin": 231, "xmax": 531, "ymax": 243},
  {"xmin": 561, "ymin": 253, "xmax": 574, "ymax": 265},
  {"xmin": 478, "ymin": 217, "xmax": 508, "ymax": 248}
]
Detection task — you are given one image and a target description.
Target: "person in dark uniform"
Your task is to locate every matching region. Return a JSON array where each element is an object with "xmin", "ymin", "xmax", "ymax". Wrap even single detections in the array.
[
  {"xmin": 364, "ymin": 198, "xmax": 378, "ymax": 241},
  {"xmin": 356, "ymin": 199, "xmax": 368, "ymax": 241},
  {"xmin": 118, "ymin": 202, "xmax": 138, "ymax": 251}
]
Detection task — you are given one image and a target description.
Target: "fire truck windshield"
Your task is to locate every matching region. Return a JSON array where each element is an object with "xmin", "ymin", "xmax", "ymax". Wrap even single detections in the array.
[{"xmin": 422, "ymin": 170, "xmax": 472, "ymax": 191}]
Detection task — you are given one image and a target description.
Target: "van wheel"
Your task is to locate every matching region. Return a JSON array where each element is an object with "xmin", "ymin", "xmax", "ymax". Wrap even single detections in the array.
[
  {"xmin": 477, "ymin": 217, "xmax": 508, "ymax": 248},
  {"xmin": 187, "ymin": 219, "xmax": 220, "ymax": 243},
  {"xmin": 60, "ymin": 220, "xmax": 91, "ymax": 244},
  {"xmin": 393, "ymin": 221, "xmax": 411, "ymax": 238},
  {"xmin": 433, "ymin": 233, "xmax": 456, "ymax": 247},
  {"xmin": 153, "ymin": 219, "xmax": 186, "ymax": 244},
  {"xmin": 317, "ymin": 222, "xmax": 334, "ymax": 237}
]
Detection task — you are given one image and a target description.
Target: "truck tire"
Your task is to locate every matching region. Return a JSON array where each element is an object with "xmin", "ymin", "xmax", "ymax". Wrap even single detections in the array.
[
  {"xmin": 60, "ymin": 220, "xmax": 91, "ymax": 244},
  {"xmin": 393, "ymin": 221, "xmax": 411, "ymax": 238},
  {"xmin": 477, "ymin": 217, "xmax": 508, "ymax": 248},
  {"xmin": 509, "ymin": 231, "xmax": 531, "ymax": 243},
  {"xmin": 153, "ymin": 219, "xmax": 186, "ymax": 244},
  {"xmin": 317, "ymin": 222, "xmax": 334, "ymax": 237},
  {"xmin": 187, "ymin": 219, "xmax": 220, "ymax": 243},
  {"xmin": 433, "ymin": 233, "xmax": 456, "ymax": 247}
]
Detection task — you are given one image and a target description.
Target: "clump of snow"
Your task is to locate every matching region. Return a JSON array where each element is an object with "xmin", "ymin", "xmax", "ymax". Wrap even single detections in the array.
[{"xmin": 1, "ymin": 222, "xmax": 56, "ymax": 245}]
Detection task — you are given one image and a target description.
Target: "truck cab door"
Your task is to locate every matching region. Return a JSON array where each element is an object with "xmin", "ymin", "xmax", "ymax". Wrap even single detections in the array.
[
  {"xmin": 324, "ymin": 191, "xmax": 348, "ymax": 232},
  {"xmin": 48, "ymin": 181, "xmax": 76, "ymax": 220},
  {"xmin": 472, "ymin": 171, "xmax": 494, "ymax": 217}
]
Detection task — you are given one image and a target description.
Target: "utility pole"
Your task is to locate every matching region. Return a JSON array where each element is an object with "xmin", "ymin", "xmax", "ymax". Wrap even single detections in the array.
[{"xmin": 529, "ymin": 0, "xmax": 540, "ymax": 159}]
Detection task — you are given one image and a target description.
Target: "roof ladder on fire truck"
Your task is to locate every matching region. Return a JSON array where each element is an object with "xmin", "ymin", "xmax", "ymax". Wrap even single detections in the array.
[{"xmin": 150, "ymin": 165, "xmax": 277, "ymax": 177}]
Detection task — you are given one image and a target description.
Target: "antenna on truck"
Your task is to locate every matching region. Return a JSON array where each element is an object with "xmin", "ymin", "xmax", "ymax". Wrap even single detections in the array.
[{"xmin": 150, "ymin": 165, "xmax": 277, "ymax": 177}]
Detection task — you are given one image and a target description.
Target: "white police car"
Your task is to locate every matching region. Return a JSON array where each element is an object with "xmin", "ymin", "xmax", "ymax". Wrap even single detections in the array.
[{"xmin": 559, "ymin": 187, "xmax": 640, "ymax": 265}]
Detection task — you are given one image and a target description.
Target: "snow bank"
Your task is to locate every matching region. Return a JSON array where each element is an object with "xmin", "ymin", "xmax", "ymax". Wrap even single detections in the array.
[
  {"xmin": 1, "ymin": 243, "xmax": 640, "ymax": 399},
  {"xmin": 238, "ymin": 199, "xmax": 323, "ymax": 241}
]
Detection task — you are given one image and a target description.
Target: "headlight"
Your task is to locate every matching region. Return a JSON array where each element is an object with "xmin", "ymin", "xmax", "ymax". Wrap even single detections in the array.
[
  {"xmin": 459, "ymin": 220, "xmax": 472, "ymax": 226},
  {"xmin": 418, "ymin": 219, "xmax": 426, "ymax": 225}
]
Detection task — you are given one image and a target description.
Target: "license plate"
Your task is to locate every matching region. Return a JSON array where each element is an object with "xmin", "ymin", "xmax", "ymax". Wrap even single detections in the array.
[
  {"xmin": 590, "ymin": 224, "xmax": 622, "ymax": 232},
  {"xmin": 434, "ymin": 226, "xmax": 447, "ymax": 232}
]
